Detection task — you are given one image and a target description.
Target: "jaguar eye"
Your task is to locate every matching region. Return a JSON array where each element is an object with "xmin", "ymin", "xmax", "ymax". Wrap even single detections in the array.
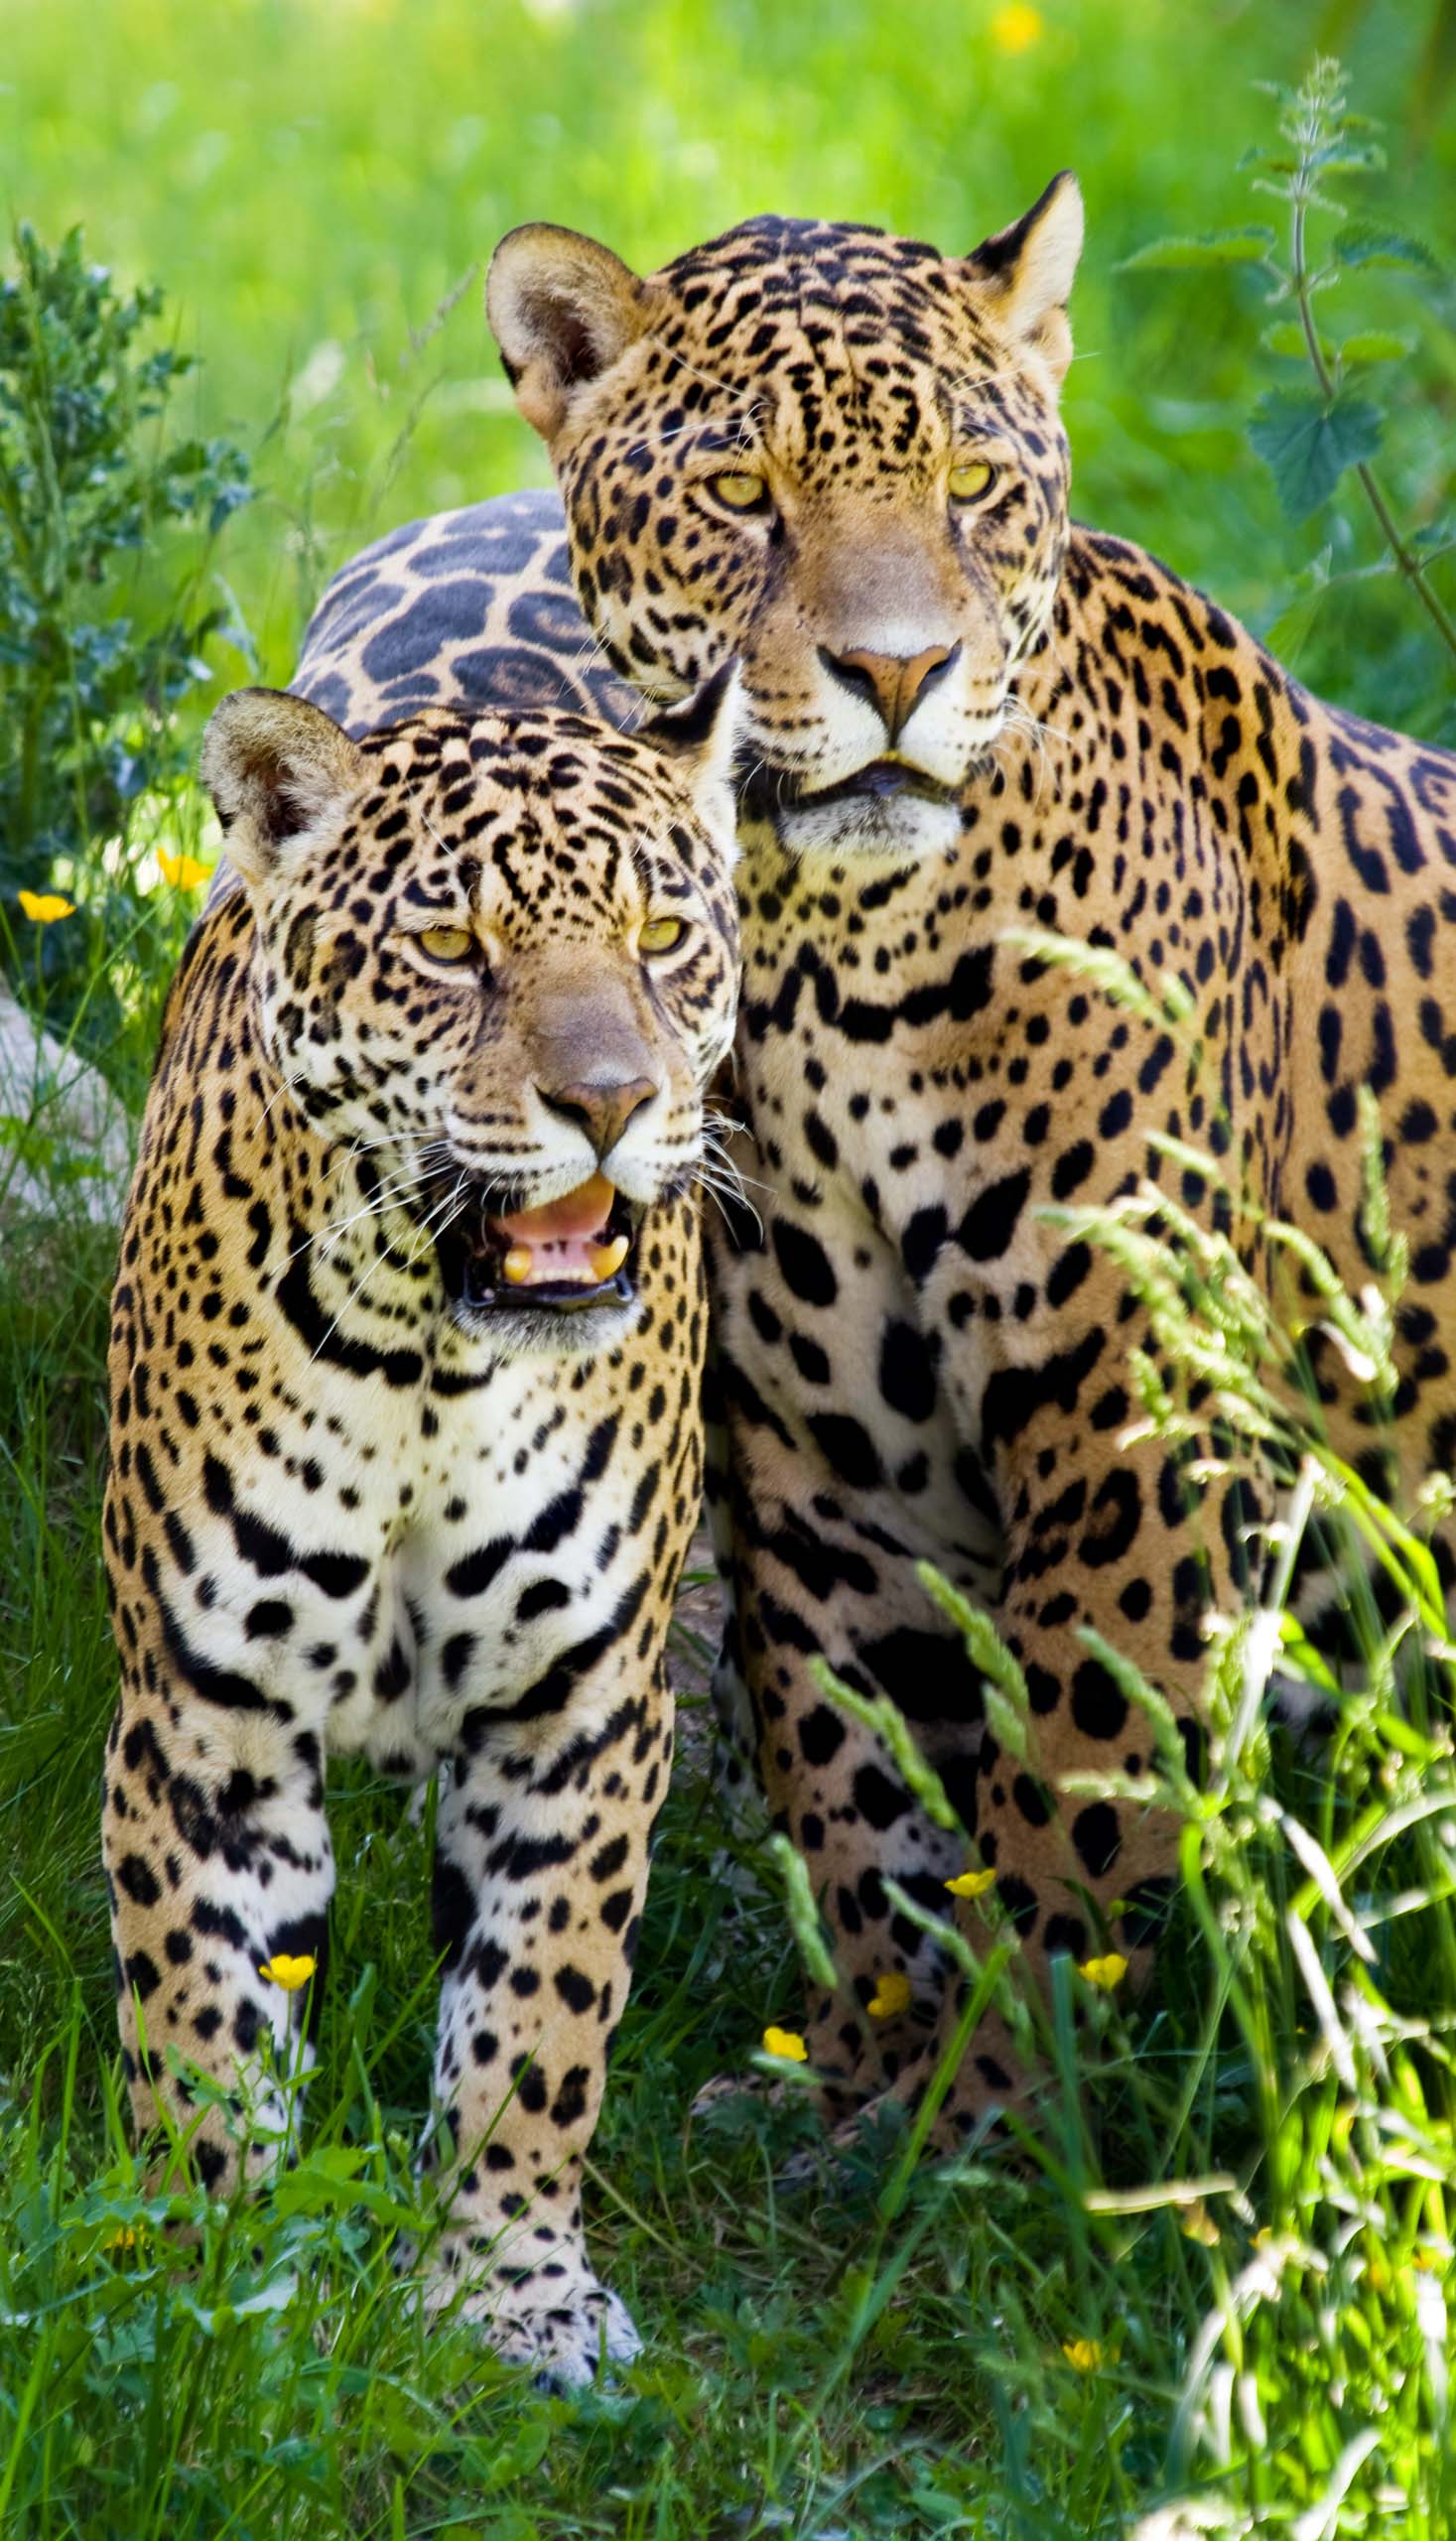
[
  {"xmin": 709, "ymin": 471, "xmax": 771, "ymax": 514},
  {"xmin": 949, "ymin": 459, "xmax": 996, "ymax": 502},
  {"xmin": 415, "ymin": 925, "xmax": 475, "ymax": 964},
  {"xmin": 639, "ymin": 915, "xmax": 686, "ymax": 956}
]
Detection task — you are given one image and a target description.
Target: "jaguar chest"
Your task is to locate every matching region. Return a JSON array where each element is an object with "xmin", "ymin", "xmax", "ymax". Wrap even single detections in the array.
[{"xmin": 169, "ymin": 1350, "xmax": 662, "ymax": 1785}]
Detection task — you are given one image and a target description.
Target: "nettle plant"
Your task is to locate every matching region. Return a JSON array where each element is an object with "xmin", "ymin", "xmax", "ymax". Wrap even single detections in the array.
[{"xmin": 1124, "ymin": 56, "xmax": 1455, "ymax": 722}]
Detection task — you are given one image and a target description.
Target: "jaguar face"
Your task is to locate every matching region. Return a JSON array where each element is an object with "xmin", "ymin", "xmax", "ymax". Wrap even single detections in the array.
[
  {"xmin": 487, "ymin": 180, "xmax": 1082, "ymax": 863},
  {"xmin": 201, "ymin": 676, "xmax": 741, "ymax": 1354}
]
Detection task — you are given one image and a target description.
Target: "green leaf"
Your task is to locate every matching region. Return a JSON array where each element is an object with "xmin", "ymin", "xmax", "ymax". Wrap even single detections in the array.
[
  {"xmin": 1338, "ymin": 330, "xmax": 1415, "ymax": 365},
  {"xmin": 1260, "ymin": 321, "xmax": 1324, "ymax": 362},
  {"xmin": 179, "ymin": 2275, "xmax": 297, "ymax": 2335},
  {"xmin": 1331, "ymin": 221, "xmax": 1442, "ymax": 278},
  {"xmin": 1260, "ymin": 585, "xmax": 1332, "ymax": 665},
  {"xmin": 1119, "ymin": 225, "xmax": 1276, "ymax": 273},
  {"xmin": 270, "ymin": 2144, "xmax": 417, "ymax": 2228},
  {"xmin": 1248, "ymin": 386, "xmax": 1384, "ymax": 521},
  {"xmin": 1310, "ymin": 139, "xmax": 1385, "ymax": 175},
  {"xmin": 463, "ymin": 2421, "xmax": 551, "ymax": 2493}
]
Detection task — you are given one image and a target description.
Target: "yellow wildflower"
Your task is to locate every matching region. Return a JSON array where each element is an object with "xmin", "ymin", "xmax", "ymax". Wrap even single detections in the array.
[
  {"xmin": 945, "ymin": 1867, "xmax": 996, "ymax": 1899},
  {"xmin": 18, "ymin": 889, "xmax": 75, "ymax": 923},
  {"xmin": 866, "ymin": 1969, "xmax": 912, "ymax": 2019},
  {"xmin": 104, "ymin": 2223, "xmax": 143, "ymax": 2256},
  {"xmin": 1061, "ymin": 2338, "xmax": 1103, "ymax": 2371},
  {"xmin": 257, "ymin": 1953, "xmax": 317, "ymax": 1991},
  {"xmin": 158, "ymin": 849, "xmax": 214, "ymax": 892},
  {"xmin": 761, "ymin": 2025, "xmax": 808, "ymax": 2063},
  {"xmin": 991, "ymin": 2, "xmax": 1043, "ymax": 53},
  {"xmin": 1179, "ymin": 2202, "xmax": 1220, "ymax": 2247},
  {"xmin": 1078, "ymin": 1952, "xmax": 1128, "ymax": 1992}
]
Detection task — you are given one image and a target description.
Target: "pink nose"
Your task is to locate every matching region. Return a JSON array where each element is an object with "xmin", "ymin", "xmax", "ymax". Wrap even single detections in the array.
[{"xmin": 820, "ymin": 641, "xmax": 959, "ymax": 742}]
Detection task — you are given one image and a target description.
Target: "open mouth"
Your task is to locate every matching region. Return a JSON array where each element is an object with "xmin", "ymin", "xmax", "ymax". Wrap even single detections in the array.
[
  {"xmin": 740, "ymin": 757, "xmax": 959, "ymax": 824},
  {"xmin": 433, "ymin": 1170, "xmax": 639, "ymax": 1316}
]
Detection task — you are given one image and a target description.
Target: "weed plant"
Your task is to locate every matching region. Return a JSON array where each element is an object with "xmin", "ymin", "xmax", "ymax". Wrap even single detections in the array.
[{"xmin": 0, "ymin": 226, "xmax": 250, "ymax": 1050}]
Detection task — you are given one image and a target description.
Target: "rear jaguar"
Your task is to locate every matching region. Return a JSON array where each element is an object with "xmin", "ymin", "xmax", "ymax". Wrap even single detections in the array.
[{"xmin": 269, "ymin": 176, "xmax": 1456, "ymax": 2144}]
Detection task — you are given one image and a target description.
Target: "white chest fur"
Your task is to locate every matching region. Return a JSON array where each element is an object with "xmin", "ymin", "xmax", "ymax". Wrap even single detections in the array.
[{"xmin": 174, "ymin": 1348, "xmax": 644, "ymax": 1785}]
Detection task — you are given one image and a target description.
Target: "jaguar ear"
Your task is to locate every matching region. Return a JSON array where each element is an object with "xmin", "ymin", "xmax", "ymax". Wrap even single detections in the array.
[
  {"xmin": 201, "ymin": 689, "xmax": 367, "ymax": 887},
  {"xmin": 965, "ymin": 171, "xmax": 1084, "ymax": 384},
  {"xmin": 487, "ymin": 223, "xmax": 650, "ymax": 442},
  {"xmin": 636, "ymin": 661, "xmax": 744, "ymax": 847}
]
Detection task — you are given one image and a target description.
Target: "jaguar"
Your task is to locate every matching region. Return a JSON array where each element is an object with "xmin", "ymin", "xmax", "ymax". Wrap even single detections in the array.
[
  {"xmin": 102, "ymin": 668, "xmax": 740, "ymax": 2380},
  {"xmin": 267, "ymin": 173, "xmax": 1456, "ymax": 2141}
]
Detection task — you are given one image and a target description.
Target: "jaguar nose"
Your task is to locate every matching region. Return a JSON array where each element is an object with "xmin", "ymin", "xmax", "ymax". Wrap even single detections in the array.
[
  {"xmin": 819, "ymin": 641, "xmax": 960, "ymax": 743},
  {"xmin": 537, "ymin": 1074, "xmax": 658, "ymax": 1159}
]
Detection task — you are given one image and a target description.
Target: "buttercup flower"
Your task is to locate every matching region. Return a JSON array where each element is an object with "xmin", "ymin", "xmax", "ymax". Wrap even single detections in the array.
[
  {"xmin": 257, "ymin": 1953, "xmax": 317, "ymax": 1991},
  {"xmin": 1179, "ymin": 2202, "xmax": 1220, "ymax": 2247},
  {"xmin": 104, "ymin": 2223, "xmax": 144, "ymax": 2256},
  {"xmin": 158, "ymin": 849, "xmax": 213, "ymax": 891},
  {"xmin": 1061, "ymin": 2338, "xmax": 1103, "ymax": 2371},
  {"xmin": 991, "ymin": 3, "xmax": 1043, "ymax": 52},
  {"xmin": 1078, "ymin": 1952, "xmax": 1128, "ymax": 1992},
  {"xmin": 19, "ymin": 889, "xmax": 75, "ymax": 922},
  {"xmin": 866, "ymin": 1970, "xmax": 911, "ymax": 2019},
  {"xmin": 761, "ymin": 2025, "xmax": 808, "ymax": 2063},
  {"xmin": 945, "ymin": 1867, "xmax": 996, "ymax": 1899}
]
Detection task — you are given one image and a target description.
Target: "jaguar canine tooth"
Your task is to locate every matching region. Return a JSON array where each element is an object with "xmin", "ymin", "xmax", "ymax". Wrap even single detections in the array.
[
  {"xmin": 591, "ymin": 1235, "xmax": 630, "ymax": 1281},
  {"xmin": 502, "ymin": 1246, "xmax": 535, "ymax": 1285}
]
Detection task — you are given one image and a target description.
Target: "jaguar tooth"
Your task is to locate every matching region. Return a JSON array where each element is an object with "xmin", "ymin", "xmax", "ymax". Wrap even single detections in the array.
[
  {"xmin": 502, "ymin": 1245, "xmax": 535, "ymax": 1285},
  {"xmin": 591, "ymin": 1234, "xmax": 630, "ymax": 1281}
]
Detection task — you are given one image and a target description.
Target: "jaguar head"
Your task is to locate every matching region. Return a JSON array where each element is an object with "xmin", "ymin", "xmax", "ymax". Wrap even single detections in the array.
[
  {"xmin": 488, "ymin": 179, "xmax": 1082, "ymax": 863},
  {"xmin": 201, "ymin": 676, "xmax": 741, "ymax": 1353}
]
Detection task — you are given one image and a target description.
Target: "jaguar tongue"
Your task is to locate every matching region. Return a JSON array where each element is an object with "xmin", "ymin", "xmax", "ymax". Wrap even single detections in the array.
[{"xmin": 490, "ymin": 1171, "xmax": 624, "ymax": 1288}]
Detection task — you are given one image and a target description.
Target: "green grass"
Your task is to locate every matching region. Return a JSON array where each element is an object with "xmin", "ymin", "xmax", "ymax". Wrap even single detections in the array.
[
  {"xmin": 3, "ymin": 1190, "xmax": 1454, "ymax": 2537},
  {"xmin": 3, "ymin": 5, "xmax": 1456, "ymax": 2534}
]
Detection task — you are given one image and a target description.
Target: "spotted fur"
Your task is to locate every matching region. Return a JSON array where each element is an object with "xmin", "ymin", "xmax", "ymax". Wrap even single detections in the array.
[
  {"xmin": 278, "ymin": 182, "xmax": 1456, "ymax": 2143},
  {"xmin": 103, "ymin": 676, "xmax": 739, "ymax": 2381}
]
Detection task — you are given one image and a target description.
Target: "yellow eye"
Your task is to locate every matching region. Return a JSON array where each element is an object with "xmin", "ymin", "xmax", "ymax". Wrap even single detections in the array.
[
  {"xmin": 949, "ymin": 459, "xmax": 995, "ymax": 502},
  {"xmin": 710, "ymin": 470, "xmax": 770, "ymax": 513},
  {"xmin": 415, "ymin": 925, "xmax": 475, "ymax": 964},
  {"xmin": 639, "ymin": 915, "xmax": 685, "ymax": 956}
]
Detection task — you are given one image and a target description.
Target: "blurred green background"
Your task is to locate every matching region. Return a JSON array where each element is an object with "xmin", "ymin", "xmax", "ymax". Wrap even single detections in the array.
[{"xmin": 3, "ymin": 0, "xmax": 1453, "ymax": 725}]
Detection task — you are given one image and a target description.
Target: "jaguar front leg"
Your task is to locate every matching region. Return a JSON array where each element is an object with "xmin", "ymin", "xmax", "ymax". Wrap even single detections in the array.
[
  {"xmin": 102, "ymin": 1682, "xmax": 333, "ymax": 2196},
  {"xmin": 421, "ymin": 1653, "xmax": 673, "ymax": 2387}
]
